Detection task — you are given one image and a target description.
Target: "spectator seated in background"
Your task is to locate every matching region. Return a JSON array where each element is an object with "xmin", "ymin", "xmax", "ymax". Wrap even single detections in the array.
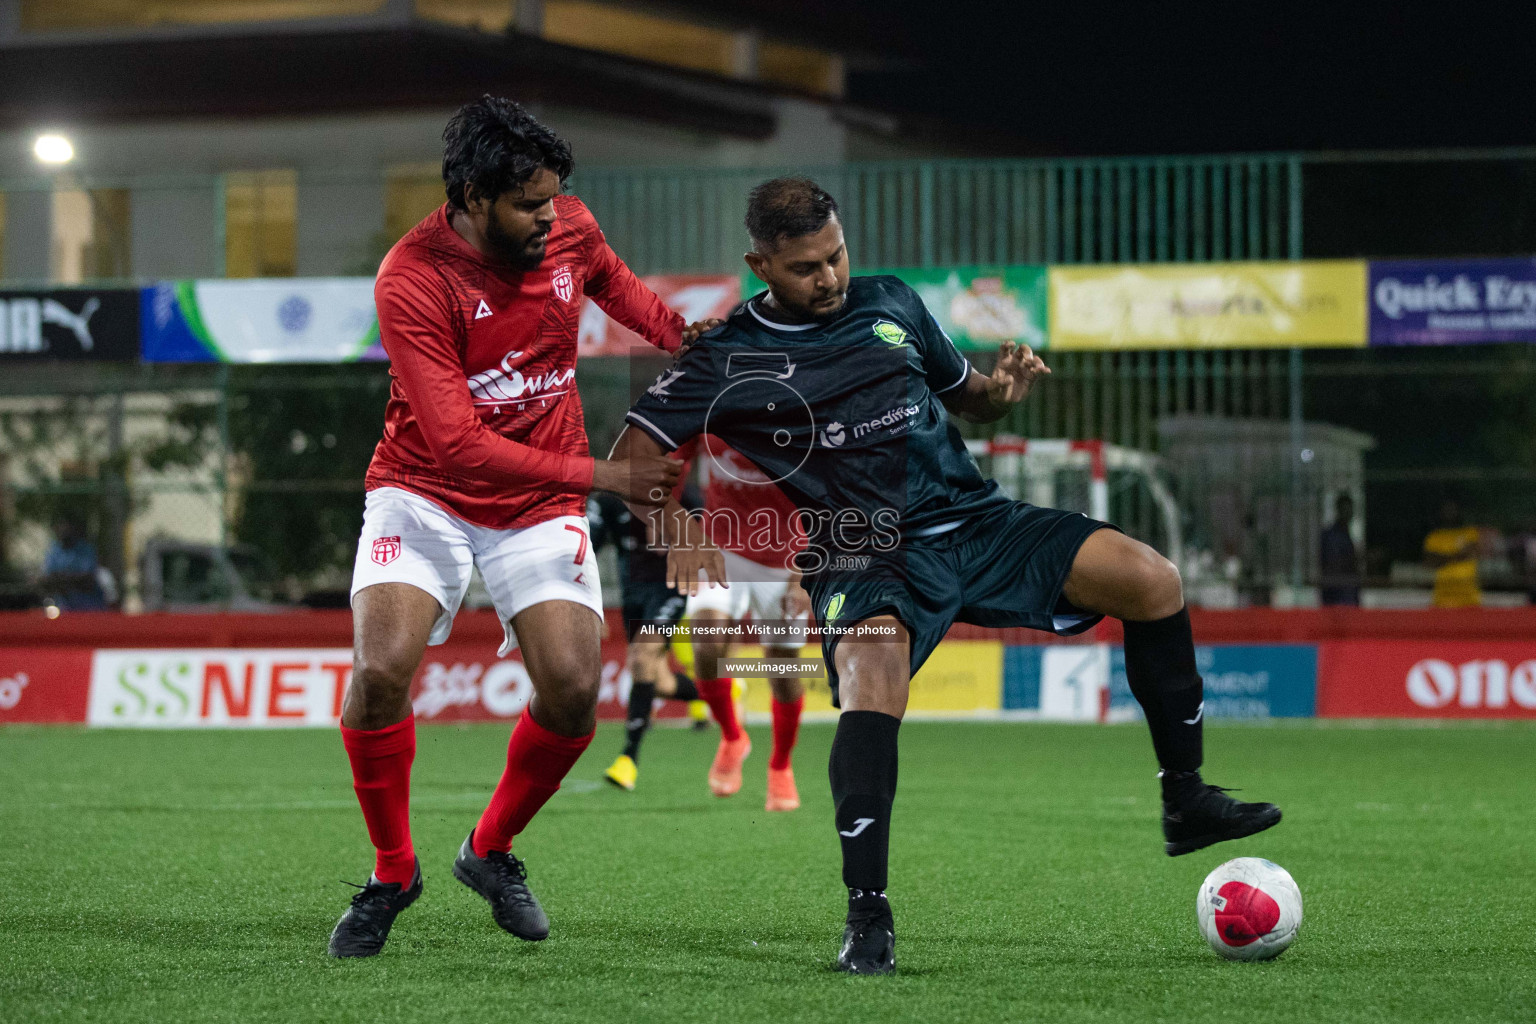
[
  {"xmin": 1319, "ymin": 492, "xmax": 1361, "ymax": 606},
  {"xmin": 39, "ymin": 516, "xmax": 113, "ymax": 611},
  {"xmin": 1423, "ymin": 500, "xmax": 1481, "ymax": 609}
]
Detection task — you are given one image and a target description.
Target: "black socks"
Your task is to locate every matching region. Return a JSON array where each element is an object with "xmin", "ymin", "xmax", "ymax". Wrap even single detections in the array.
[
  {"xmin": 621, "ymin": 681, "xmax": 656, "ymax": 762},
  {"xmin": 1122, "ymin": 606, "xmax": 1204, "ymax": 774},
  {"xmin": 622, "ymin": 673, "xmax": 702, "ymax": 762},
  {"xmin": 829, "ymin": 710, "xmax": 900, "ymax": 893},
  {"xmin": 670, "ymin": 672, "xmax": 698, "ymax": 702}
]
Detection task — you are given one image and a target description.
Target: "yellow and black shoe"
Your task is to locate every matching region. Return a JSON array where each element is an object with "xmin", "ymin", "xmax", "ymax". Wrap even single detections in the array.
[
  {"xmin": 604, "ymin": 754, "xmax": 638, "ymax": 791},
  {"xmin": 687, "ymin": 699, "xmax": 710, "ymax": 731}
]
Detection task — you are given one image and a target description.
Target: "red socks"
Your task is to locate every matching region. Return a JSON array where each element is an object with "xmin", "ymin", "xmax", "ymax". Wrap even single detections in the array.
[
  {"xmin": 473, "ymin": 712, "xmax": 593, "ymax": 857},
  {"xmin": 696, "ymin": 677, "xmax": 743, "ymax": 742},
  {"xmin": 770, "ymin": 694, "xmax": 804, "ymax": 770},
  {"xmin": 341, "ymin": 716, "xmax": 417, "ymax": 886}
]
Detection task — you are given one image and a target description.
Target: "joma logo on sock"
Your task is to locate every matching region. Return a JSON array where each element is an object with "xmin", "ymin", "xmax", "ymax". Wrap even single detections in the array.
[{"xmin": 839, "ymin": 817, "xmax": 876, "ymax": 838}]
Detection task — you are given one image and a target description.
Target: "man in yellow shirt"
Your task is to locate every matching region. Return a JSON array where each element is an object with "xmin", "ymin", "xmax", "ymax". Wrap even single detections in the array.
[{"xmin": 1423, "ymin": 501, "xmax": 1481, "ymax": 608}]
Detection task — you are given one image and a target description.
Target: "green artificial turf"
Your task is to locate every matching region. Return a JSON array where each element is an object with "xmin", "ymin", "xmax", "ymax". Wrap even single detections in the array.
[{"xmin": 2, "ymin": 719, "xmax": 1533, "ymax": 1023}]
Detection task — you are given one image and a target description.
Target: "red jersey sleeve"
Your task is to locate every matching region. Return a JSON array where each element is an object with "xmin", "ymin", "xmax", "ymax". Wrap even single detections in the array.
[
  {"xmin": 581, "ymin": 222, "xmax": 684, "ymax": 354},
  {"xmin": 375, "ymin": 266, "xmax": 595, "ymax": 493}
]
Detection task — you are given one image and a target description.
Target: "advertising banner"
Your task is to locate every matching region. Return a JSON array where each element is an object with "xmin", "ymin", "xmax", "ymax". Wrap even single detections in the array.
[
  {"xmin": 0, "ymin": 288, "xmax": 140, "ymax": 361},
  {"xmin": 742, "ymin": 641, "xmax": 1003, "ymax": 717},
  {"xmin": 579, "ymin": 275, "xmax": 739, "ymax": 356},
  {"xmin": 874, "ymin": 266, "xmax": 1048, "ymax": 351},
  {"xmin": 1109, "ymin": 644, "xmax": 1317, "ymax": 720},
  {"xmin": 84, "ymin": 640, "xmax": 650, "ymax": 727},
  {"xmin": 1005, "ymin": 643, "xmax": 1318, "ymax": 719},
  {"xmin": 142, "ymin": 275, "xmax": 739, "ymax": 363},
  {"xmin": 0, "ymin": 648, "xmax": 93, "ymax": 723},
  {"xmin": 141, "ymin": 279, "xmax": 382, "ymax": 363},
  {"xmin": 88, "ymin": 649, "xmax": 356, "ymax": 727},
  {"xmin": 409, "ymin": 638, "xmax": 666, "ymax": 724},
  {"xmin": 1050, "ymin": 261, "xmax": 1367, "ymax": 350},
  {"xmin": 1369, "ymin": 258, "xmax": 1536, "ymax": 345},
  {"xmin": 1002, "ymin": 643, "xmax": 1111, "ymax": 718},
  {"xmin": 1318, "ymin": 641, "xmax": 1536, "ymax": 719},
  {"xmin": 741, "ymin": 266, "xmax": 1048, "ymax": 351}
]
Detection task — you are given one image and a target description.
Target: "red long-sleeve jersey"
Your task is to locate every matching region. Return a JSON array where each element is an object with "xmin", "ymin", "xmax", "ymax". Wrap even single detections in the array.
[
  {"xmin": 695, "ymin": 435, "xmax": 807, "ymax": 567},
  {"xmin": 366, "ymin": 198, "xmax": 683, "ymax": 529}
]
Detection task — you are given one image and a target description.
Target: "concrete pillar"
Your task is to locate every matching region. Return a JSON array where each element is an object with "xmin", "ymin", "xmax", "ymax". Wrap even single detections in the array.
[
  {"xmin": 130, "ymin": 183, "xmax": 222, "ymax": 279},
  {"xmin": 295, "ymin": 175, "xmax": 385, "ymax": 277},
  {"xmin": 1, "ymin": 188, "xmax": 52, "ymax": 283},
  {"xmin": 514, "ymin": 0, "xmax": 543, "ymax": 34},
  {"xmin": 730, "ymin": 30, "xmax": 760, "ymax": 80},
  {"xmin": 768, "ymin": 99, "xmax": 848, "ymax": 164},
  {"xmin": 0, "ymin": 0, "xmax": 20, "ymax": 40}
]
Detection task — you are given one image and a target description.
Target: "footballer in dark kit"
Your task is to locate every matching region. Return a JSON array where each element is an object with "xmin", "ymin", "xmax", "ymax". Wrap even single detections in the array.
[{"xmin": 611, "ymin": 177, "xmax": 1282, "ymax": 975}]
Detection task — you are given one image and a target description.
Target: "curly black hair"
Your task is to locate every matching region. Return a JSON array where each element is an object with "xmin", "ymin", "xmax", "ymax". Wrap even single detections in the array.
[
  {"xmin": 745, "ymin": 177, "xmax": 840, "ymax": 251},
  {"xmin": 442, "ymin": 96, "xmax": 574, "ymax": 211}
]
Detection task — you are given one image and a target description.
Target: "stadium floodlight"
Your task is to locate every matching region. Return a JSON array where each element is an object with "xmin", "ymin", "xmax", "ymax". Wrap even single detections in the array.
[{"xmin": 33, "ymin": 133, "xmax": 75, "ymax": 165}]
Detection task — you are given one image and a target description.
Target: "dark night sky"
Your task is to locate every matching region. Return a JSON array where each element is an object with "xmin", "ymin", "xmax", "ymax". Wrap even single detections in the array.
[{"xmin": 671, "ymin": 1, "xmax": 1536, "ymax": 155}]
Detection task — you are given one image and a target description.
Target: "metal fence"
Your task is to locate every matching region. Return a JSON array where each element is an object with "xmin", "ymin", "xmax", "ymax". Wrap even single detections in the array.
[
  {"xmin": 572, "ymin": 156, "xmax": 1301, "ymax": 272},
  {"xmin": 6, "ymin": 152, "xmax": 1535, "ymax": 606}
]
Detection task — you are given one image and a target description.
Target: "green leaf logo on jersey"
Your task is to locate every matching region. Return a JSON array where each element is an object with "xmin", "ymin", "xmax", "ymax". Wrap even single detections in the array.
[
  {"xmin": 825, "ymin": 592, "xmax": 847, "ymax": 622},
  {"xmin": 872, "ymin": 320, "xmax": 909, "ymax": 347}
]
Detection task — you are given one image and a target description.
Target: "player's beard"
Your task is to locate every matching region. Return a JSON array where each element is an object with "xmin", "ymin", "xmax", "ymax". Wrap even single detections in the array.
[
  {"xmin": 485, "ymin": 216, "xmax": 548, "ymax": 271},
  {"xmin": 809, "ymin": 291, "xmax": 847, "ymax": 322},
  {"xmin": 803, "ymin": 289, "xmax": 847, "ymax": 323},
  {"xmin": 772, "ymin": 288, "xmax": 847, "ymax": 324}
]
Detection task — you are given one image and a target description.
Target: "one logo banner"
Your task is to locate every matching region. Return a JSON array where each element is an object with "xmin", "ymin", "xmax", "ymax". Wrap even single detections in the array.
[
  {"xmin": 0, "ymin": 648, "xmax": 94, "ymax": 723},
  {"xmin": 1049, "ymin": 261, "xmax": 1367, "ymax": 350},
  {"xmin": 1369, "ymin": 258, "xmax": 1536, "ymax": 345},
  {"xmin": 141, "ymin": 279, "xmax": 381, "ymax": 363},
  {"xmin": 0, "ymin": 288, "xmax": 140, "ymax": 361},
  {"xmin": 1318, "ymin": 640, "xmax": 1536, "ymax": 718}
]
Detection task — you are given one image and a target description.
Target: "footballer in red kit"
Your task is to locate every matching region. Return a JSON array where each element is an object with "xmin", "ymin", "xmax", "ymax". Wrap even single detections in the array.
[
  {"xmin": 601, "ymin": 436, "xmax": 811, "ymax": 805},
  {"xmin": 686, "ymin": 438, "xmax": 811, "ymax": 806},
  {"xmin": 329, "ymin": 96, "xmax": 713, "ymax": 959}
]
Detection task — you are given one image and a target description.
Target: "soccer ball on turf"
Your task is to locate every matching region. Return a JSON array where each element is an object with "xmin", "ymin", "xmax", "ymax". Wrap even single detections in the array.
[{"xmin": 1196, "ymin": 857, "xmax": 1303, "ymax": 961}]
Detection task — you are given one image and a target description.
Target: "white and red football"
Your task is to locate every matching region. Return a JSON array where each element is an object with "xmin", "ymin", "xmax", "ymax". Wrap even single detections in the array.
[{"xmin": 1196, "ymin": 857, "xmax": 1303, "ymax": 961}]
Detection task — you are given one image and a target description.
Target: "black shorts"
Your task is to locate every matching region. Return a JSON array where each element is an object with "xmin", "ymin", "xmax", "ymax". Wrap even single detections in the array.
[
  {"xmin": 621, "ymin": 580, "xmax": 688, "ymax": 643},
  {"xmin": 804, "ymin": 501, "xmax": 1115, "ymax": 706}
]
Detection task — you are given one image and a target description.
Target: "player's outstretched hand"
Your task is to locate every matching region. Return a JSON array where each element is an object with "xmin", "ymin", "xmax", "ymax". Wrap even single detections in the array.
[
  {"xmin": 668, "ymin": 534, "xmax": 727, "ymax": 597},
  {"xmin": 988, "ymin": 340, "xmax": 1051, "ymax": 404},
  {"xmin": 591, "ymin": 455, "xmax": 683, "ymax": 506}
]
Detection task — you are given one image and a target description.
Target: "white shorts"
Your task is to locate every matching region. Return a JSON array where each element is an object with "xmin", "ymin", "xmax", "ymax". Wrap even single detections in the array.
[
  {"xmin": 685, "ymin": 548, "xmax": 809, "ymax": 649},
  {"xmin": 350, "ymin": 487, "xmax": 603, "ymax": 656}
]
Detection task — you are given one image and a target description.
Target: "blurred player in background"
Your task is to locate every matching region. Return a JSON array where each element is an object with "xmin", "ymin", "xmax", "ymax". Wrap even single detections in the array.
[
  {"xmin": 589, "ymin": 481, "xmax": 708, "ymax": 791},
  {"xmin": 330, "ymin": 96, "xmax": 716, "ymax": 958},
  {"xmin": 1424, "ymin": 499, "xmax": 1482, "ymax": 608},
  {"xmin": 679, "ymin": 436, "xmax": 811, "ymax": 809},
  {"xmin": 612, "ymin": 177, "xmax": 1282, "ymax": 975}
]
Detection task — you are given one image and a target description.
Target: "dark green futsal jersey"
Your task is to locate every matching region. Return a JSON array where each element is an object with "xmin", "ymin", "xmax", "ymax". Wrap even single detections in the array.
[{"xmin": 625, "ymin": 275, "xmax": 1112, "ymax": 698}]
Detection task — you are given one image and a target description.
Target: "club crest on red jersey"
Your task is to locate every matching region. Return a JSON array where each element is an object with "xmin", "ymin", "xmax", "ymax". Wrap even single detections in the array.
[
  {"xmin": 372, "ymin": 536, "xmax": 401, "ymax": 565},
  {"xmin": 552, "ymin": 265, "xmax": 574, "ymax": 303}
]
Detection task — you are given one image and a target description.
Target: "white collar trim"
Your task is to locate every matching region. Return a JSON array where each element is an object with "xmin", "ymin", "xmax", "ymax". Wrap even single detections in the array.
[{"xmin": 747, "ymin": 300, "xmax": 819, "ymax": 332}]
